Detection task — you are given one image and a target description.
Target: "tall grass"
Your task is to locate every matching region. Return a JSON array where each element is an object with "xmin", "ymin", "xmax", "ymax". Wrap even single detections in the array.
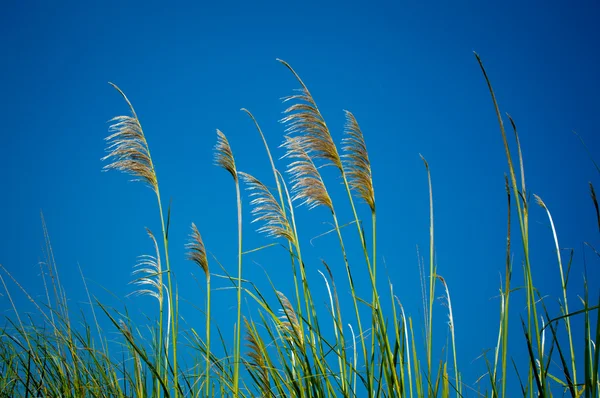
[{"xmin": 0, "ymin": 54, "xmax": 598, "ymax": 397}]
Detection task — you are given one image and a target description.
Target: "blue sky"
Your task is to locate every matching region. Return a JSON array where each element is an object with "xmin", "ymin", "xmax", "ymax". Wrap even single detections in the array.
[{"xmin": 1, "ymin": 0, "xmax": 599, "ymax": 394}]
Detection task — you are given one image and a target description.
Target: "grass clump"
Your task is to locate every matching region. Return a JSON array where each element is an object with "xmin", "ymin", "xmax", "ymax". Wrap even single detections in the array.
[{"xmin": 0, "ymin": 54, "xmax": 598, "ymax": 398}]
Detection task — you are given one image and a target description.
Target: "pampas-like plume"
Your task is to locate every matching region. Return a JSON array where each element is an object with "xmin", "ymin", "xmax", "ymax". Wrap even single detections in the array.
[
  {"xmin": 186, "ymin": 223, "xmax": 209, "ymax": 279},
  {"xmin": 277, "ymin": 291, "xmax": 304, "ymax": 348},
  {"xmin": 282, "ymin": 135, "xmax": 333, "ymax": 211},
  {"xmin": 278, "ymin": 59, "xmax": 342, "ymax": 170},
  {"xmin": 239, "ymin": 172, "xmax": 294, "ymax": 242},
  {"xmin": 214, "ymin": 129, "xmax": 238, "ymax": 181},
  {"xmin": 343, "ymin": 111, "xmax": 375, "ymax": 213},
  {"xmin": 244, "ymin": 318, "xmax": 271, "ymax": 395},
  {"xmin": 103, "ymin": 83, "xmax": 158, "ymax": 192},
  {"xmin": 128, "ymin": 228, "xmax": 163, "ymax": 303}
]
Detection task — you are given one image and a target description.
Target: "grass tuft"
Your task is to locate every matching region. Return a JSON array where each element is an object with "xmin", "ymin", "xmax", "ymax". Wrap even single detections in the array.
[{"xmin": 0, "ymin": 55, "xmax": 597, "ymax": 398}]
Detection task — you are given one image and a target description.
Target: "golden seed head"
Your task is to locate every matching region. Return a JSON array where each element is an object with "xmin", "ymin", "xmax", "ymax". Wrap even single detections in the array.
[
  {"xmin": 186, "ymin": 223, "xmax": 209, "ymax": 279},
  {"xmin": 214, "ymin": 129, "xmax": 238, "ymax": 181}
]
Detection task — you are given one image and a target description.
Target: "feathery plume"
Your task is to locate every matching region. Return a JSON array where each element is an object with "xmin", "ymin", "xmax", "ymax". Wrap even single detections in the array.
[
  {"xmin": 282, "ymin": 135, "xmax": 333, "ymax": 211},
  {"xmin": 278, "ymin": 59, "xmax": 342, "ymax": 170},
  {"xmin": 342, "ymin": 111, "xmax": 375, "ymax": 212},
  {"xmin": 276, "ymin": 291, "xmax": 304, "ymax": 347},
  {"xmin": 186, "ymin": 223, "xmax": 209, "ymax": 279},
  {"xmin": 239, "ymin": 172, "xmax": 294, "ymax": 242},
  {"xmin": 244, "ymin": 318, "xmax": 271, "ymax": 395},
  {"xmin": 128, "ymin": 228, "xmax": 163, "ymax": 303},
  {"xmin": 102, "ymin": 83, "xmax": 158, "ymax": 192},
  {"xmin": 214, "ymin": 129, "xmax": 237, "ymax": 181}
]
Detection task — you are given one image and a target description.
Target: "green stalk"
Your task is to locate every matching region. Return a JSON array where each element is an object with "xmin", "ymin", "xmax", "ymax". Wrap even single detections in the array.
[
  {"xmin": 339, "ymin": 174, "xmax": 399, "ymax": 394},
  {"xmin": 274, "ymin": 183, "xmax": 330, "ymax": 395},
  {"xmin": 319, "ymin": 268, "xmax": 348, "ymax": 396},
  {"xmin": 286, "ymin": 198, "xmax": 336, "ymax": 397},
  {"xmin": 400, "ymin": 306, "xmax": 414, "ymax": 398},
  {"xmin": 475, "ymin": 53, "xmax": 543, "ymax": 395},
  {"xmin": 535, "ymin": 196, "xmax": 577, "ymax": 388},
  {"xmin": 501, "ymin": 176, "xmax": 512, "ymax": 398},
  {"xmin": 277, "ymin": 171, "xmax": 304, "ymax": 326},
  {"xmin": 389, "ymin": 286, "xmax": 405, "ymax": 397},
  {"xmin": 439, "ymin": 276, "xmax": 459, "ymax": 396},
  {"xmin": 156, "ymin": 243, "xmax": 165, "ymax": 396},
  {"xmin": 342, "ymin": 179, "xmax": 399, "ymax": 394},
  {"xmin": 421, "ymin": 155, "xmax": 436, "ymax": 381},
  {"xmin": 371, "ymin": 210, "xmax": 378, "ymax": 390},
  {"xmin": 373, "ymin": 211, "xmax": 377, "ymax": 294},
  {"xmin": 206, "ymin": 275, "xmax": 212, "ymax": 398},
  {"xmin": 233, "ymin": 179, "xmax": 243, "ymax": 398},
  {"xmin": 156, "ymin": 192, "xmax": 177, "ymax": 397},
  {"xmin": 410, "ymin": 317, "xmax": 423, "ymax": 397},
  {"xmin": 331, "ymin": 211, "xmax": 368, "ymax": 396}
]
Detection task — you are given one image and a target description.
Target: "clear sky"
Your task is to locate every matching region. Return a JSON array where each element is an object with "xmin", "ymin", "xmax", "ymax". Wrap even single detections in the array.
[{"xmin": 1, "ymin": 0, "xmax": 599, "ymax": 394}]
